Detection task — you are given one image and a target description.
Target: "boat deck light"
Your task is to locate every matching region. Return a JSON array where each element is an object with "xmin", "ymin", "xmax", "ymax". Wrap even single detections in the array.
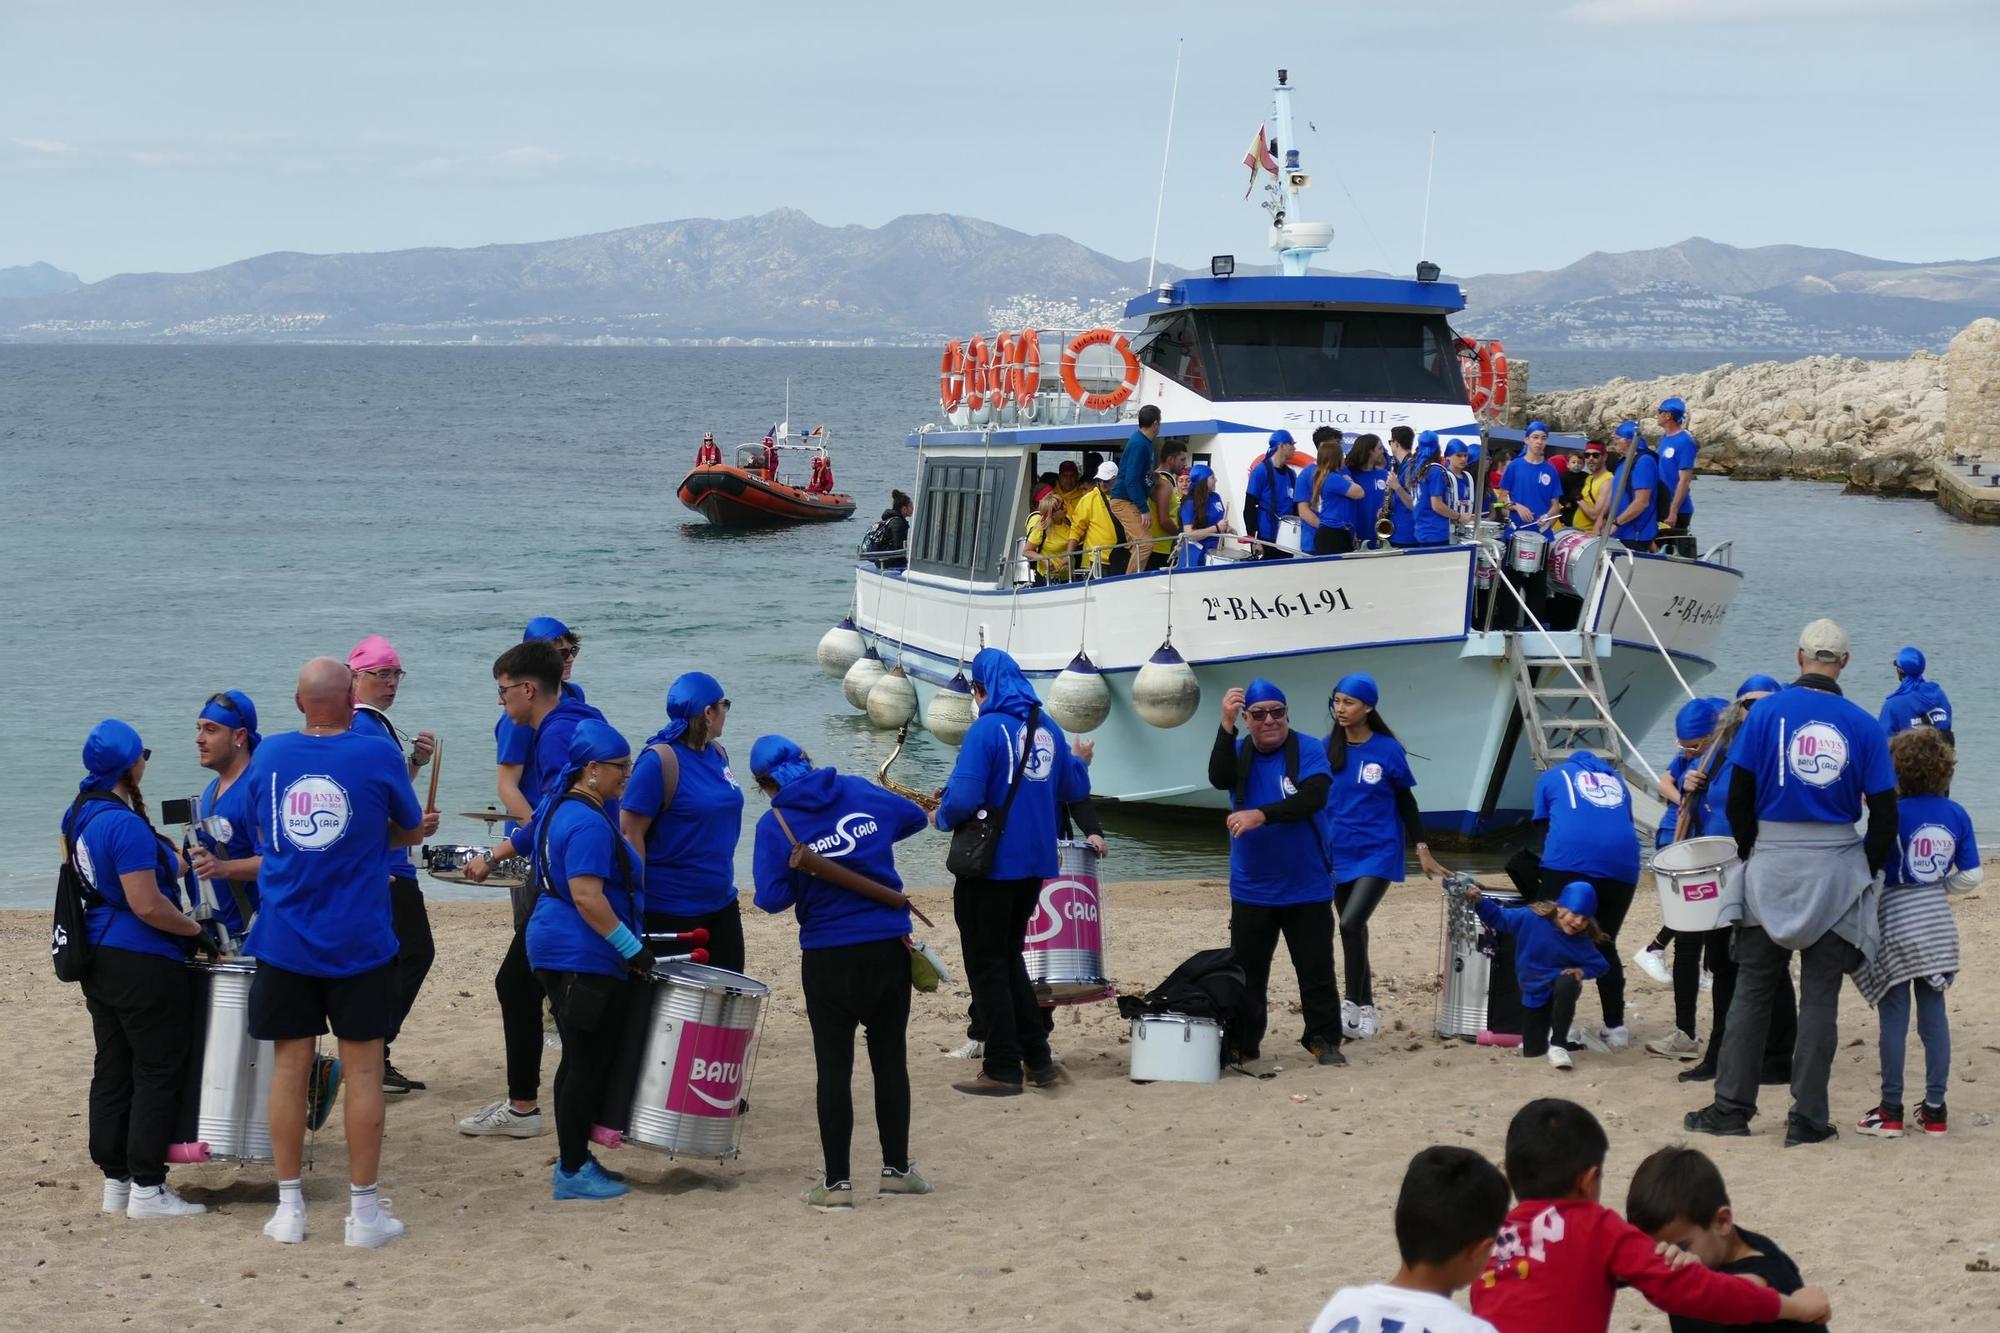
[{"xmin": 1211, "ymin": 255, "xmax": 1235, "ymax": 278}]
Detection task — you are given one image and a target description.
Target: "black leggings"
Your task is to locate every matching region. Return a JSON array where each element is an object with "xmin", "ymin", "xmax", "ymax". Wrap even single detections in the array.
[
  {"xmin": 83, "ymin": 947, "xmax": 194, "ymax": 1187},
  {"xmin": 536, "ymin": 969, "xmax": 632, "ymax": 1174},
  {"xmin": 645, "ymin": 900, "xmax": 745, "ymax": 975},
  {"xmin": 1537, "ymin": 868, "xmax": 1636, "ymax": 1027},
  {"xmin": 495, "ymin": 925, "xmax": 546, "ymax": 1104},
  {"xmin": 388, "ymin": 876, "xmax": 435, "ymax": 1053},
  {"xmin": 1521, "ymin": 974, "xmax": 1583, "ymax": 1058},
  {"xmin": 1334, "ymin": 877, "xmax": 1391, "ymax": 1006},
  {"xmin": 802, "ymin": 937, "xmax": 912, "ymax": 1184}
]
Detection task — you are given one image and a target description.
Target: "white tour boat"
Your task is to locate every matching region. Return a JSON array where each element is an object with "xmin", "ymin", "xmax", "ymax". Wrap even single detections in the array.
[{"xmin": 817, "ymin": 70, "xmax": 1740, "ymax": 836}]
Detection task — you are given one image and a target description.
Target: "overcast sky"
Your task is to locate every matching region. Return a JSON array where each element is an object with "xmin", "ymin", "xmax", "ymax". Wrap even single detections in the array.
[{"xmin": 4, "ymin": 0, "xmax": 1995, "ymax": 282}]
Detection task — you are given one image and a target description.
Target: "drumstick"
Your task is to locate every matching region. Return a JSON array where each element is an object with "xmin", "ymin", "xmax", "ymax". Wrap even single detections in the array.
[{"xmin": 425, "ymin": 735, "xmax": 442, "ymax": 813}]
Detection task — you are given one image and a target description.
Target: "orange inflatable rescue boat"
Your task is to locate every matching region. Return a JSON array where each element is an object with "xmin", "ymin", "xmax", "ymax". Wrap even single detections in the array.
[{"xmin": 677, "ymin": 425, "xmax": 856, "ymax": 527}]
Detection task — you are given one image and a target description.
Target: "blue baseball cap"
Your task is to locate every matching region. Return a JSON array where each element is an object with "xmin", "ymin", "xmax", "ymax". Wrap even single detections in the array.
[{"xmin": 523, "ymin": 616, "xmax": 572, "ymax": 642}]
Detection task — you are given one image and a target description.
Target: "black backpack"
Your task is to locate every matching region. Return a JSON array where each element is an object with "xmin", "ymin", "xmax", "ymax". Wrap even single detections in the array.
[
  {"xmin": 1118, "ymin": 947, "xmax": 1252, "ymax": 1067},
  {"xmin": 52, "ymin": 790, "xmax": 124, "ymax": 983}
]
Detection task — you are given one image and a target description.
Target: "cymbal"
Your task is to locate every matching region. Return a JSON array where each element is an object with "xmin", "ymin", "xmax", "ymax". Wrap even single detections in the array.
[{"xmin": 458, "ymin": 808, "xmax": 509, "ymax": 822}]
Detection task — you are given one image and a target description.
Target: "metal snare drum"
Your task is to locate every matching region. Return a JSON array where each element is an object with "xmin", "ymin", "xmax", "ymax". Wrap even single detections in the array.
[
  {"xmin": 626, "ymin": 962, "xmax": 770, "ymax": 1160},
  {"xmin": 1506, "ymin": 527, "xmax": 1547, "ymax": 575},
  {"xmin": 1128, "ymin": 1013, "xmax": 1222, "ymax": 1084},
  {"xmin": 1436, "ymin": 888, "xmax": 1525, "ymax": 1041},
  {"xmin": 423, "ymin": 843, "xmax": 527, "ymax": 888},
  {"xmin": 189, "ymin": 957, "xmax": 276, "ymax": 1162},
  {"xmin": 1024, "ymin": 839, "xmax": 1112, "ymax": 1005}
]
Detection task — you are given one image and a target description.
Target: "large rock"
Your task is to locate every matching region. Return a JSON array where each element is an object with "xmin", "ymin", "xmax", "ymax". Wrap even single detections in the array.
[
  {"xmin": 1946, "ymin": 317, "xmax": 2000, "ymax": 460},
  {"xmin": 1523, "ymin": 342, "xmax": 1955, "ymax": 495}
]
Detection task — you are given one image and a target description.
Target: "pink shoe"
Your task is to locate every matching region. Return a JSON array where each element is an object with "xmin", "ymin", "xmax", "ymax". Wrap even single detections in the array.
[
  {"xmin": 166, "ymin": 1142, "xmax": 212, "ymax": 1165},
  {"xmin": 589, "ymin": 1125, "xmax": 624, "ymax": 1150}
]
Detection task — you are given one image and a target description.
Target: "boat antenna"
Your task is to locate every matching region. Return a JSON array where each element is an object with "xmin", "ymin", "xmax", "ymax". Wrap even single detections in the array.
[
  {"xmin": 1145, "ymin": 37, "xmax": 1185, "ymax": 291},
  {"xmin": 1418, "ymin": 129, "xmax": 1437, "ymax": 269}
]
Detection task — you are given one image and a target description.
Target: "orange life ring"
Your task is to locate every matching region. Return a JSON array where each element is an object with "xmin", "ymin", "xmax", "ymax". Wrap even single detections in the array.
[
  {"xmin": 1012, "ymin": 329, "xmax": 1041, "ymax": 404},
  {"xmin": 1061, "ymin": 328, "xmax": 1141, "ymax": 411},
  {"xmin": 964, "ymin": 335, "xmax": 992, "ymax": 413},
  {"xmin": 1460, "ymin": 337, "xmax": 1510, "ymax": 417},
  {"xmin": 940, "ymin": 339, "xmax": 965, "ymax": 411},
  {"xmin": 1487, "ymin": 344, "xmax": 1510, "ymax": 409},
  {"xmin": 992, "ymin": 330, "xmax": 1016, "ymax": 407}
]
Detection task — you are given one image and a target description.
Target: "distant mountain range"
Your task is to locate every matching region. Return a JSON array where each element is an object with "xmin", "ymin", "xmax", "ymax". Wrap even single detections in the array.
[{"xmin": 2, "ymin": 215, "xmax": 1993, "ymax": 351}]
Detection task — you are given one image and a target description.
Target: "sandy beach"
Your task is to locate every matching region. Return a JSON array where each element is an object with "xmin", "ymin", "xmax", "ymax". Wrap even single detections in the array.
[{"xmin": 3, "ymin": 874, "xmax": 1995, "ymax": 1332}]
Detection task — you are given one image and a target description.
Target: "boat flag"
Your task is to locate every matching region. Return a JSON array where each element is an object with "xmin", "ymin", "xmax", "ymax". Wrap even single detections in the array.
[{"xmin": 1242, "ymin": 125, "xmax": 1278, "ymax": 198}]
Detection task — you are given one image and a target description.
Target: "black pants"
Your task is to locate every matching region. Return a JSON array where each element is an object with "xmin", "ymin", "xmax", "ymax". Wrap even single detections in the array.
[
  {"xmin": 1678, "ymin": 929, "xmax": 1794, "ymax": 1072},
  {"xmin": 1334, "ymin": 877, "xmax": 1391, "ymax": 1006},
  {"xmin": 1228, "ymin": 898, "xmax": 1341, "ymax": 1058},
  {"xmin": 1521, "ymin": 974, "xmax": 1583, "ymax": 1058},
  {"xmin": 536, "ymin": 969, "xmax": 632, "ymax": 1174},
  {"xmin": 1254, "ymin": 543, "xmax": 1293, "ymax": 561},
  {"xmin": 82, "ymin": 947, "xmax": 194, "ymax": 1187},
  {"xmin": 1502, "ymin": 565, "xmax": 1549, "ymax": 627},
  {"xmin": 802, "ymin": 937, "xmax": 911, "ymax": 1184},
  {"xmin": 388, "ymin": 875, "xmax": 434, "ymax": 1052},
  {"xmin": 495, "ymin": 924, "xmax": 545, "ymax": 1104},
  {"xmin": 953, "ymin": 877, "xmax": 1051, "ymax": 1083},
  {"xmin": 1538, "ymin": 868, "xmax": 1636, "ymax": 1027},
  {"xmin": 1311, "ymin": 526, "xmax": 1355, "ymax": 556},
  {"xmin": 645, "ymin": 900, "xmax": 745, "ymax": 975},
  {"xmin": 965, "ymin": 998, "xmax": 1053, "ymax": 1043}
]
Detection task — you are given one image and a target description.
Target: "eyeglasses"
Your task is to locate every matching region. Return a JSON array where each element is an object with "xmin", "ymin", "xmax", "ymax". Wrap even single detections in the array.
[
  {"xmin": 357, "ymin": 668, "xmax": 407, "ymax": 682},
  {"xmin": 496, "ymin": 681, "xmax": 532, "ymax": 701},
  {"xmin": 1245, "ymin": 706, "xmax": 1288, "ymax": 722},
  {"xmin": 596, "ymin": 758, "xmax": 634, "ymax": 773}
]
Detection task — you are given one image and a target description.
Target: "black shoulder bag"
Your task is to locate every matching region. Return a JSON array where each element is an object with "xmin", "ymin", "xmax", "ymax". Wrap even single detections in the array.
[
  {"xmin": 52, "ymin": 790, "xmax": 123, "ymax": 983},
  {"xmin": 945, "ymin": 706, "xmax": 1039, "ymax": 880}
]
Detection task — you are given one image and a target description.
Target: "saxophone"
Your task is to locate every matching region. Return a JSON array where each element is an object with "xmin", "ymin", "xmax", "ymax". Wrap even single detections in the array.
[{"xmin": 877, "ymin": 722, "xmax": 940, "ymax": 811}]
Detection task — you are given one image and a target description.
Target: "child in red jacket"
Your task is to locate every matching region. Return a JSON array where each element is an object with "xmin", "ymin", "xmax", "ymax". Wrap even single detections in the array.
[{"xmin": 1470, "ymin": 1099, "xmax": 1832, "ymax": 1333}]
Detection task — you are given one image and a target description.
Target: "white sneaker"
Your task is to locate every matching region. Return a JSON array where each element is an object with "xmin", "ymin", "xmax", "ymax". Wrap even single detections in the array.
[
  {"xmin": 1646, "ymin": 1028, "xmax": 1700, "ymax": 1059},
  {"xmin": 127, "ymin": 1184, "xmax": 207, "ymax": 1219},
  {"xmin": 1340, "ymin": 999, "xmax": 1362, "ymax": 1040},
  {"xmin": 1598, "ymin": 1024, "xmax": 1631, "ymax": 1051},
  {"xmin": 945, "ymin": 1039, "xmax": 985, "ymax": 1060},
  {"xmin": 263, "ymin": 1205, "xmax": 306, "ymax": 1244},
  {"xmin": 457, "ymin": 1099, "xmax": 544, "ymax": 1138},
  {"xmin": 1547, "ymin": 1046, "xmax": 1574, "ymax": 1070},
  {"xmin": 102, "ymin": 1178, "xmax": 131, "ymax": 1214},
  {"xmin": 344, "ymin": 1204, "xmax": 406, "ymax": 1250},
  {"xmin": 1632, "ymin": 946, "xmax": 1673, "ymax": 985},
  {"xmin": 1356, "ymin": 1005, "xmax": 1380, "ymax": 1039}
]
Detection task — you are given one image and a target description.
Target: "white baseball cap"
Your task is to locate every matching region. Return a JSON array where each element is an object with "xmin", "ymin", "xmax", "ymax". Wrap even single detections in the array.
[
  {"xmin": 1798, "ymin": 618, "xmax": 1850, "ymax": 663},
  {"xmin": 1094, "ymin": 461, "xmax": 1119, "ymax": 482}
]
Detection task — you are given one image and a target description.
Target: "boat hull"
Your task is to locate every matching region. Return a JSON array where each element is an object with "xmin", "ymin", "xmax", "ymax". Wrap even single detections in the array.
[{"xmin": 678, "ymin": 466, "xmax": 855, "ymax": 526}]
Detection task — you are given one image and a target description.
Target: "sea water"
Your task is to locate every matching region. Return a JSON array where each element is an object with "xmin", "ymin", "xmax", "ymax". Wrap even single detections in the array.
[{"xmin": 1, "ymin": 345, "xmax": 1990, "ymax": 905}]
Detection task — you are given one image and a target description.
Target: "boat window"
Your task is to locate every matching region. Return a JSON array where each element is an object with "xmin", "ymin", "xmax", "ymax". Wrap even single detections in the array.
[
  {"xmin": 911, "ymin": 457, "xmax": 1020, "ymax": 582},
  {"xmin": 1135, "ymin": 313, "xmax": 1210, "ymax": 395},
  {"xmin": 1196, "ymin": 310, "xmax": 1468, "ymax": 403}
]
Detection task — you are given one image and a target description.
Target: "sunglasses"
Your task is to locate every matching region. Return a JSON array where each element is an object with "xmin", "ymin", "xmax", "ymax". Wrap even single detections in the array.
[
  {"xmin": 557, "ymin": 646, "xmax": 579, "ymax": 661},
  {"xmin": 1245, "ymin": 705, "xmax": 1288, "ymax": 722},
  {"xmin": 140, "ymin": 748, "xmax": 152, "ymax": 760},
  {"xmin": 204, "ymin": 692, "xmax": 245, "ymax": 719}
]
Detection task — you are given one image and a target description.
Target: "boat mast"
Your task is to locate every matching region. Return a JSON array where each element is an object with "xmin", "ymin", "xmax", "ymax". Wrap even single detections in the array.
[{"xmin": 1268, "ymin": 69, "xmax": 1332, "ymax": 277}]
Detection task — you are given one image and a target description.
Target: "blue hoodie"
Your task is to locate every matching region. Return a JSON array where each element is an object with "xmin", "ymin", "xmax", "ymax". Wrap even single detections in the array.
[
  {"xmin": 1473, "ymin": 895, "xmax": 1609, "ymax": 1008},
  {"xmin": 935, "ymin": 649, "xmax": 1091, "ymax": 881},
  {"xmin": 522, "ymin": 692, "xmax": 609, "ymax": 810},
  {"xmin": 753, "ymin": 768, "xmax": 929, "ymax": 949},
  {"xmin": 1532, "ymin": 752, "xmax": 1640, "ymax": 882},
  {"xmin": 1880, "ymin": 675, "xmax": 1953, "ymax": 739}
]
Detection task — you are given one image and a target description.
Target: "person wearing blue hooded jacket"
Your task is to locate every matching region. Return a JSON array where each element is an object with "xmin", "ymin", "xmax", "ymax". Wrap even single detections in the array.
[
  {"xmin": 495, "ymin": 616, "xmax": 587, "ymax": 826},
  {"xmin": 64, "ymin": 720, "xmax": 213, "ymax": 1220},
  {"xmin": 622, "ymin": 671, "xmax": 747, "ymax": 973},
  {"xmin": 1207, "ymin": 679, "xmax": 1345, "ymax": 1067},
  {"xmin": 1467, "ymin": 879, "xmax": 1611, "ymax": 1070},
  {"xmin": 1879, "ymin": 646, "xmax": 1954, "ymax": 747},
  {"xmin": 935, "ymin": 648, "xmax": 1091, "ymax": 1096},
  {"xmin": 525, "ymin": 720, "xmax": 648, "ymax": 1202},
  {"xmin": 1532, "ymin": 750, "xmax": 1642, "ymax": 1052},
  {"xmin": 751, "ymin": 735, "xmax": 935, "ymax": 1209}
]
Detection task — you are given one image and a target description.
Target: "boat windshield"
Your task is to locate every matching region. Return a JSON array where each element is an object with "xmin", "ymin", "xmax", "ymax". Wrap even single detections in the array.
[{"xmin": 1188, "ymin": 309, "xmax": 1467, "ymax": 403}]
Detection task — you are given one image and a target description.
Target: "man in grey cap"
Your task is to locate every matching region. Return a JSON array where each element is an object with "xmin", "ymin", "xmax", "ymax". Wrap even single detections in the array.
[{"xmin": 1685, "ymin": 618, "xmax": 1899, "ymax": 1147}]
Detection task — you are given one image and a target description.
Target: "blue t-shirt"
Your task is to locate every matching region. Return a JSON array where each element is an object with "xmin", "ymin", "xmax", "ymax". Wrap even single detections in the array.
[
  {"xmin": 1177, "ymin": 491, "xmax": 1227, "ymax": 565},
  {"xmin": 1657, "ymin": 429, "xmax": 1698, "ymax": 518},
  {"xmin": 1726, "ymin": 681, "xmax": 1896, "ymax": 826},
  {"xmin": 753, "ymin": 768, "xmax": 929, "ymax": 949},
  {"xmin": 241, "ymin": 729, "xmax": 424, "ymax": 978},
  {"xmin": 349, "ymin": 707, "xmax": 415, "ymax": 880},
  {"xmin": 197, "ymin": 773, "xmax": 260, "ymax": 934},
  {"xmin": 1350, "ymin": 467, "xmax": 1389, "ymax": 546},
  {"xmin": 494, "ymin": 679, "xmax": 587, "ymax": 768},
  {"xmin": 1533, "ymin": 755, "xmax": 1641, "ymax": 882},
  {"xmin": 1414, "ymin": 465, "xmax": 1455, "ymax": 543},
  {"xmin": 1610, "ymin": 448, "xmax": 1661, "ymax": 544},
  {"xmin": 67, "ymin": 799, "xmax": 184, "ymax": 961},
  {"xmin": 1500, "ymin": 456, "xmax": 1562, "ymax": 532},
  {"xmin": 1323, "ymin": 732, "xmax": 1415, "ymax": 883},
  {"xmin": 1389, "ymin": 460, "xmax": 1420, "ymax": 545},
  {"xmin": 1244, "ymin": 455, "xmax": 1296, "ymax": 542},
  {"xmin": 1112, "ymin": 428, "xmax": 1156, "ymax": 506},
  {"xmin": 1305, "ymin": 468, "xmax": 1358, "ymax": 533},
  {"xmin": 526, "ymin": 794, "xmax": 642, "ymax": 979},
  {"xmin": 936, "ymin": 709, "xmax": 1091, "ymax": 881},
  {"xmin": 1226, "ymin": 734, "xmax": 1334, "ymax": 906},
  {"xmin": 623, "ymin": 740, "xmax": 745, "ymax": 917},
  {"xmin": 1884, "ymin": 793, "xmax": 1980, "ymax": 889},
  {"xmin": 1474, "ymin": 895, "xmax": 1609, "ymax": 1008},
  {"xmin": 1880, "ymin": 678, "xmax": 1953, "ymax": 738}
]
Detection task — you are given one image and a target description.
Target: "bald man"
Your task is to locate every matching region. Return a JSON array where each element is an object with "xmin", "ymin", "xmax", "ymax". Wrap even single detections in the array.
[{"xmin": 241, "ymin": 657, "xmax": 438, "ymax": 1249}]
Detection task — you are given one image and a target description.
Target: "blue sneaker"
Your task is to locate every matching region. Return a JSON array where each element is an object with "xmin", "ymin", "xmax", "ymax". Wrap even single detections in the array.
[
  {"xmin": 307, "ymin": 1056, "xmax": 343, "ymax": 1132},
  {"xmin": 585, "ymin": 1156, "xmax": 625, "ymax": 1184},
  {"xmin": 553, "ymin": 1162, "xmax": 628, "ymax": 1201}
]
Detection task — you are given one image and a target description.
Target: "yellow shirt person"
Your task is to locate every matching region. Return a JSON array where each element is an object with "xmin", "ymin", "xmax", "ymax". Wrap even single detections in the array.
[
  {"xmin": 1569, "ymin": 449, "xmax": 1612, "ymax": 532},
  {"xmin": 1066, "ymin": 468, "xmax": 1120, "ymax": 575},
  {"xmin": 1025, "ymin": 489, "xmax": 1073, "ymax": 582}
]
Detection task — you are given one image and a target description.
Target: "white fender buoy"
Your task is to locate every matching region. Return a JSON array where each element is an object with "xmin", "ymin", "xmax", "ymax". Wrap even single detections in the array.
[
  {"xmin": 1046, "ymin": 652, "xmax": 1112, "ymax": 734},
  {"xmin": 816, "ymin": 618, "xmax": 867, "ymax": 679},
  {"xmin": 1132, "ymin": 641, "xmax": 1202, "ymax": 729},
  {"xmin": 866, "ymin": 665, "xmax": 919, "ymax": 730},
  {"xmin": 842, "ymin": 648, "xmax": 887, "ymax": 712},
  {"xmin": 923, "ymin": 673, "xmax": 977, "ymax": 747}
]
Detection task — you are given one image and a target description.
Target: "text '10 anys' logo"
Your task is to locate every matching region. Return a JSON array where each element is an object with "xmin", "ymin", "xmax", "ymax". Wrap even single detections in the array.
[
  {"xmin": 1786, "ymin": 723, "xmax": 1849, "ymax": 788},
  {"xmin": 282, "ymin": 776, "xmax": 351, "ymax": 850}
]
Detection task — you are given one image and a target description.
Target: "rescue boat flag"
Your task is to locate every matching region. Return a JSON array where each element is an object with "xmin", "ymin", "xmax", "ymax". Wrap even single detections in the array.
[{"xmin": 1242, "ymin": 126, "xmax": 1278, "ymax": 198}]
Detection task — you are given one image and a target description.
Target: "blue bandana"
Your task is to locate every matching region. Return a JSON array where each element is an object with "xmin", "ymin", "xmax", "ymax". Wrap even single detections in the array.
[
  {"xmin": 1244, "ymin": 678, "xmax": 1286, "ymax": 708},
  {"xmin": 1895, "ymin": 646, "xmax": 1925, "ymax": 678},
  {"xmin": 1674, "ymin": 696, "xmax": 1722, "ymax": 741},
  {"xmin": 199, "ymin": 689, "xmax": 261, "ymax": 751},
  {"xmin": 81, "ymin": 719, "xmax": 144, "ymax": 794},
  {"xmin": 523, "ymin": 615, "xmax": 571, "ymax": 642},
  {"xmin": 1331, "ymin": 673, "xmax": 1379, "ymax": 709},
  {"xmin": 558, "ymin": 718, "xmax": 630, "ymax": 794},
  {"xmin": 749, "ymin": 734, "xmax": 813, "ymax": 788},
  {"xmin": 1556, "ymin": 880, "xmax": 1599, "ymax": 918},
  {"xmin": 1736, "ymin": 673, "xmax": 1782, "ymax": 699},
  {"xmin": 648, "ymin": 671, "xmax": 726, "ymax": 746}
]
